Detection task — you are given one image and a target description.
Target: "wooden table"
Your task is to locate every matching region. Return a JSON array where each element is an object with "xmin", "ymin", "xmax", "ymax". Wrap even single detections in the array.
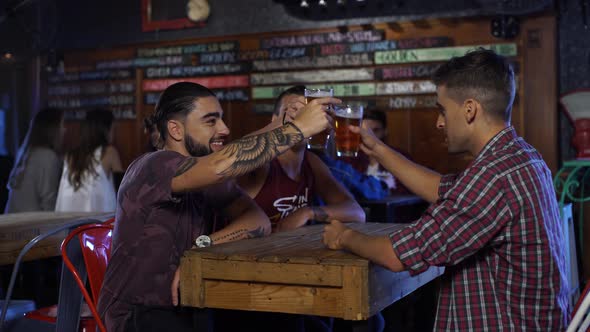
[
  {"xmin": 0, "ymin": 211, "xmax": 114, "ymax": 265},
  {"xmin": 180, "ymin": 222, "xmax": 443, "ymax": 322}
]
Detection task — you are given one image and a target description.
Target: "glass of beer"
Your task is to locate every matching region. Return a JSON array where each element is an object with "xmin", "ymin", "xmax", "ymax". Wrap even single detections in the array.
[
  {"xmin": 334, "ymin": 104, "xmax": 364, "ymax": 157},
  {"xmin": 304, "ymin": 88, "xmax": 333, "ymax": 150}
]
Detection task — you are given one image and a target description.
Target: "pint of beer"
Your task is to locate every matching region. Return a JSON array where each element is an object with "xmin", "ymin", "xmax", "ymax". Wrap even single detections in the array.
[
  {"xmin": 304, "ymin": 88, "xmax": 333, "ymax": 150},
  {"xmin": 334, "ymin": 104, "xmax": 364, "ymax": 157}
]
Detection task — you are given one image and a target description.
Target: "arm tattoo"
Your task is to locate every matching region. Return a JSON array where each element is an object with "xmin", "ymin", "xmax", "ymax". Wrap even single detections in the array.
[
  {"xmin": 212, "ymin": 226, "xmax": 266, "ymax": 243},
  {"xmin": 312, "ymin": 207, "xmax": 329, "ymax": 222},
  {"xmin": 219, "ymin": 122, "xmax": 304, "ymax": 177},
  {"xmin": 174, "ymin": 157, "xmax": 197, "ymax": 177},
  {"xmin": 246, "ymin": 226, "xmax": 266, "ymax": 239}
]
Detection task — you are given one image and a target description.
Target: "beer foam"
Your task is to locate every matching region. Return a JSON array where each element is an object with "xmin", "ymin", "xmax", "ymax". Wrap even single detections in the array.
[
  {"xmin": 304, "ymin": 89, "xmax": 333, "ymax": 98},
  {"xmin": 334, "ymin": 105, "xmax": 363, "ymax": 118}
]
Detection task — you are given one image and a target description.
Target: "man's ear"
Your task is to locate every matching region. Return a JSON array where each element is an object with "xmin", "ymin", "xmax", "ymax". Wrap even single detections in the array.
[
  {"xmin": 463, "ymin": 99, "xmax": 478, "ymax": 124},
  {"xmin": 167, "ymin": 120, "xmax": 184, "ymax": 142}
]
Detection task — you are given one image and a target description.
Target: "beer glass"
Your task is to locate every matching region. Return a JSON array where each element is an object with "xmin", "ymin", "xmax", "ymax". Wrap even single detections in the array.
[
  {"xmin": 334, "ymin": 104, "xmax": 364, "ymax": 157},
  {"xmin": 304, "ymin": 88, "xmax": 333, "ymax": 150}
]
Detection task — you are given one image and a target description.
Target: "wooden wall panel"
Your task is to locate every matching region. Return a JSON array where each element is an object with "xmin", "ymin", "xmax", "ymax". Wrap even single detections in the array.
[{"xmin": 49, "ymin": 15, "xmax": 557, "ymax": 175}]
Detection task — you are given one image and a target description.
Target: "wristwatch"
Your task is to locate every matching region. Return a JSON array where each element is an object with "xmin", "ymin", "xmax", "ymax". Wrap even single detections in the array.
[{"xmin": 195, "ymin": 234, "xmax": 213, "ymax": 248}]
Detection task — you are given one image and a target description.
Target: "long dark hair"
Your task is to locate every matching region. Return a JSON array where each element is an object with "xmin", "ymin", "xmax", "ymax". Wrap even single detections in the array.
[
  {"xmin": 66, "ymin": 109, "xmax": 114, "ymax": 191},
  {"xmin": 7, "ymin": 107, "xmax": 64, "ymax": 189}
]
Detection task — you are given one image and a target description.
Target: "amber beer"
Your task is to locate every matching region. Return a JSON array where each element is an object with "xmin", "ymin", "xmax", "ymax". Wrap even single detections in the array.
[
  {"xmin": 334, "ymin": 104, "xmax": 364, "ymax": 157},
  {"xmin": 304, "ymin": 88, "xmax": 333, "ymax": 150}
]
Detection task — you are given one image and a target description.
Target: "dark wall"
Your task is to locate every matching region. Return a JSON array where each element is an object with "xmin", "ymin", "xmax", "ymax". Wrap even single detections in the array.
[
  {"xmin": 558, "ymin": 0, "xmax": 590, "ymax": 160},
  {"xmin": 2, "ymin": 0, "xmax": 554, "ymax": 53},
  {"xmin": 1, "ymin": 0, "xmax": 588, "ymax": 162}
]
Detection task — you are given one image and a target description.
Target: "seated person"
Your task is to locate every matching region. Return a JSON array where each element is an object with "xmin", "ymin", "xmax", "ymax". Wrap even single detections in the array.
[
  {"xmin": 312, "ymin": 150, "xmax": 389, "ymax": 201},
  {"xmin": 97, "ymin": 82, "xmax": 335, "ymax": 332},
  {"xmin": 55, "ymin": 109, "xmax": 123, "ymax": 212},
  {"xmin": 228, "ymin": 85, "xmax": 366, "ymax": 332},
  {"xmin": 238, "ymin": 85, "xmax": 366, "ymax": 232},
  {"xmin": 347, "ymin": 109, "xmax": 409, "ymax": 194}
]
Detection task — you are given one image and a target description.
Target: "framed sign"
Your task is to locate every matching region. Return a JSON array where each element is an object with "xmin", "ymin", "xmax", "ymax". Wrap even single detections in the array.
[{"xmin": 141, "ymin": 0, "xmax": 206, "ymax": 32}]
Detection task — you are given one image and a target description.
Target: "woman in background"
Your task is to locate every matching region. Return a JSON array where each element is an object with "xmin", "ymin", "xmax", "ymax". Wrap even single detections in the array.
[
  {"xmin": 55, "ymin": 109, "xmax": 122, "ymax": 212},
  {"xmin": 4, "ymin": 107, "xmax": 65, "ymax": 213}
]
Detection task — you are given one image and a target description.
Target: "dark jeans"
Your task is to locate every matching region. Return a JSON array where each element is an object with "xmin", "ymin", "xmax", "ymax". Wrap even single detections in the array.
[{"xmin": 124, "ymin": 305, "xmax": 211, "ymax": 332}]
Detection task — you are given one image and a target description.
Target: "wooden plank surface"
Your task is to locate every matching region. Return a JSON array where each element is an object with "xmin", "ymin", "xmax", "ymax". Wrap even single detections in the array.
[
  {"xmin": 180, "ymin": 223, "xmax": 444, "ymax": 320},
  {"xmin": 0, "ymin": 211, "xmax": 114, "ymax": 265},
  {"xmin": 201, "ymin": 280, "xmax": 344, "ymax": 317},
  {"xmin": 186, "ymin": 223, "xmax": 405, "ymax": 266}
]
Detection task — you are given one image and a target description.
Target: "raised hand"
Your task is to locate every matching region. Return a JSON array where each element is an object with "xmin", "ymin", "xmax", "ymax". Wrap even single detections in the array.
[
  {"xmin": 348, "ymin": 125, "xmax": 385, "ymax": 158},
  {"xmin": 292, "ymin": 97, "xmax": 341, "ymax": 138}
]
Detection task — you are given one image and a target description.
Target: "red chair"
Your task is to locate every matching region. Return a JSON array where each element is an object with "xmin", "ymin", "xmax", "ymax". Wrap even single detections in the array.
[
  {"xmin": 2, "ymin": 216, "xmax": 116, "ymax": 331},
  {"xmin": 60, "ymin": 223, "xmax": 114, "ymax": 332}
]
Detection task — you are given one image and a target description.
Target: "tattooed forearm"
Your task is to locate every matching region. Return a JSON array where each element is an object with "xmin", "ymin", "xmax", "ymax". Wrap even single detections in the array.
[
  {"xmin": 174, "ymin": 157, "xmax": 197, "ymax": 177},
  {"xmin": 246, "ymin": 226, "xmax": 266, "ymax": 239},
  {"xmin": 212, "ymin": 226, "xmax": 267, "ymax": 243},
  {"xmin": 218, "ymin": 122, "xmax": 304, "ymax": 177},
  {"xmin": 212, "ymin": 229, "xmax": 246, "ymax": 242},
  {"xmin": 312, "ymin": 207, "xmax": 329, "ymax": 222}
]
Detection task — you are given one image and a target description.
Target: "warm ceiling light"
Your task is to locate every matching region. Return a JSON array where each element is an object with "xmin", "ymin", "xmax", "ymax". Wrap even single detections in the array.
[{"xmin": 3, "ymin": 53, "xmax": 13, "ymax": 59}]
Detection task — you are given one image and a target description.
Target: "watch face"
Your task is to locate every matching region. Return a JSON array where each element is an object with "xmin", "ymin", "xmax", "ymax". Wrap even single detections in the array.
[{"xmin": 195, "ymin": 235, "xmax": 212, "ymax": 248}]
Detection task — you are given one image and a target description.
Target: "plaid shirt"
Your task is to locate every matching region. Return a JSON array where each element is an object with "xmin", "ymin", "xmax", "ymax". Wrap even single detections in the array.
[{"xmin": 389, "ymin": 127, "xmax": 569, "ymax": 331}]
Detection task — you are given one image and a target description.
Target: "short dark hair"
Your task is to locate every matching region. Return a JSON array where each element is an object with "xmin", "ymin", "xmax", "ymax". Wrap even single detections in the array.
[
  {"xmin": 153, "ymin": 82, "xmax": 215, "ymax": 141},
  {"xmin": 273, "ymin": 85, "xmax": 306, "ymax": 115},
  {"xmin": 363, "ymin": 109, "xmax": 387, "ymax": 128},
  {"xmin": 432, "ymin": 48, "xmax": 516, "ymax": 122}
]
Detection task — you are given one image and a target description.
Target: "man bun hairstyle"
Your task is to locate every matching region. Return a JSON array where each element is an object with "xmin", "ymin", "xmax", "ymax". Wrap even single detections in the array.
[{"xmin": 153, "ymin": 82, "xmax": 215, "ymax": 141}]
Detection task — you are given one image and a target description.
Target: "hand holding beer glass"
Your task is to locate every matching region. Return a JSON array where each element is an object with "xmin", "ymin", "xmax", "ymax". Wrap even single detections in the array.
[
  {"xmin": 304, "ymin": 88, "xmax": 333, "ymax": 150},
  {"xmin": 334, "ymin": 104, "xmax": 364, "ymax": 157}
]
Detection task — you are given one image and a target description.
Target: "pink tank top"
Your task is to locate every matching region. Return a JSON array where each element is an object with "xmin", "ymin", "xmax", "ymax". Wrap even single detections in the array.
[{"xmin": 254, "ymin": 152, "xmax": 315, "ymax": 229}]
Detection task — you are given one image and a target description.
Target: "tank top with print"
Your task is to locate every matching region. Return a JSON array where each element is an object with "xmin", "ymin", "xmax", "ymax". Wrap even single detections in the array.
[{"xmin": 254, "ymin": 152, "xmax": 315, "ymax": 229}]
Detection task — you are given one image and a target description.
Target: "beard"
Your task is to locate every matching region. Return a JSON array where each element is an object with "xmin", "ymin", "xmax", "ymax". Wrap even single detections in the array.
[{"xmin": 184, "ymin": 133, "xmax": 211, "ymax": 157}]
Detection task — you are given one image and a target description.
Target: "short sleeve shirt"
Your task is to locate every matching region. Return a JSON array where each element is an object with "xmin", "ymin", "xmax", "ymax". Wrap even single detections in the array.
[{"xmin": 98, "ymin": 150, "xmax": 238, "ymax": 323}]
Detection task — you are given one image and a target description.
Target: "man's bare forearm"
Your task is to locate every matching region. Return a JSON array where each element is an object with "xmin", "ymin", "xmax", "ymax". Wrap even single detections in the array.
[
  {"xmin": 312, "ymin": 204, "xmax": 365, "ymax": 223},
  {"xmin": 373, "ymin": 143, "xmax": 441, "ymax": 203},
  {"xmin": 340, "ymin": 230, "xmax": 405, "ymax": 272}
]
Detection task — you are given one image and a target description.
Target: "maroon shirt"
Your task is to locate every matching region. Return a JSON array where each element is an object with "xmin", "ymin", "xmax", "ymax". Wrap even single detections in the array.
[
  {"xmin": 254, "ymin": 152, "xmax": 315, "ymax": 229},
  {"xmin": 389, "ymin": 127, "xmax": 568, "ymax": 331},
  {"xmin": 97, "ymin": 150, "xmax": 236, "ymax": 331}
]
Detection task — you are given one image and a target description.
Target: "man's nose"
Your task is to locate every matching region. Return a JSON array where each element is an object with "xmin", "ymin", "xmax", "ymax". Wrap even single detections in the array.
[{"xmin": 218, "ymin": 120, "xmax": 230, "ymax": 135}]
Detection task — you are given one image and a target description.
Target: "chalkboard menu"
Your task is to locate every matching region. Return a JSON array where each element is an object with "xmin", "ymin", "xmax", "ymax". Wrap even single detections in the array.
[
  {"xmin": 48, "ymin": 69, "xmax": 137, "ymax": 120},
  {"xmin": 48, "ymin": 29, "xmax": 519, "ymax": 117},
  {"xmin": 48, "ymin": 17, "xmax": 542, "ymax": 174}
]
